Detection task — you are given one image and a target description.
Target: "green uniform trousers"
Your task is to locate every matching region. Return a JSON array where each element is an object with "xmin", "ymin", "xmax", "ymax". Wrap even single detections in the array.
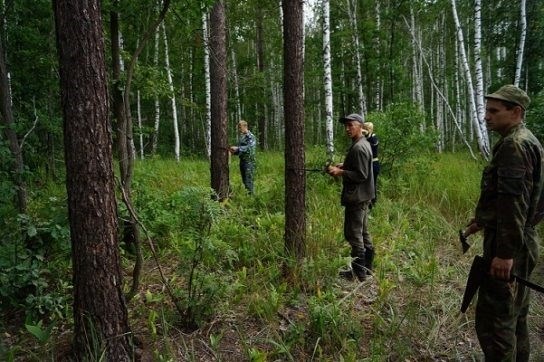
[{"xmin": 475, "ymin": 227, "xmax": 539, "ymax": 361}]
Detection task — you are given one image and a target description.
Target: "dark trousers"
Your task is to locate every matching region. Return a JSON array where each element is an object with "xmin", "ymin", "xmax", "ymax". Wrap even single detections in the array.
[
  {"xmin": 344, "ymin": 202, "xmax": 373, "ymax": 259},
  {"xmin": 240, "ymin": 161, "xmax": 254, "ymax": 194},
  {"xmin": 475, "ymin": 227, "xmax": 539, "ymax": 361}
]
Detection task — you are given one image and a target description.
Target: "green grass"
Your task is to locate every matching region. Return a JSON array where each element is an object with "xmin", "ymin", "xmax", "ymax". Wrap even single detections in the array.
[{"xmin": 6, "ymin": 150, "xmax": 544, "ymax": 360}]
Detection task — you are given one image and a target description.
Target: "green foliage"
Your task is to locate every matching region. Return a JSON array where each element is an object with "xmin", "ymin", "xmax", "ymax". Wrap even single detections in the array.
[
  {"xmin": 526, "ymin": 91, "xmax": 544, "ymax": 141},
  {"xmin": 366, "ymin": 103, "xmax": 438, "ymax": 176},
  {"xmin": 25, "ymin": 320, "xmax": 53, "ymax": 344}
]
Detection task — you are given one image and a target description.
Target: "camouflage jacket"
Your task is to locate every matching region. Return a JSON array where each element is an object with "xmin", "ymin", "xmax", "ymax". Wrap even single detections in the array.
[
  {"xmin": 235, "ymin": 130, "xmax": 256, "ymax": 163},
  {"xmin": 475, "ymin": 123, "xmax": 544, "ymax": 259}
]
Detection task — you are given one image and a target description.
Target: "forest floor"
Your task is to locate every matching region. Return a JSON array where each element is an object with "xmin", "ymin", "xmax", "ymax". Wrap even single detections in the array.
[{"xmin": 3, "ymin": 152, "xmax": 544, "ymax": 361}]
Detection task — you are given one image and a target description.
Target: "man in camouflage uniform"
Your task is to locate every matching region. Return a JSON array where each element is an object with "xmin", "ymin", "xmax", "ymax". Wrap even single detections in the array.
[
  {"xmin": 327, "ymin": 113, "xmax": 375, "ymax": 281},
  {"xmin": 464, "ymin": 85, "xmax": 544, "ymax": 361},
  {"xmin": 230, "ymin": 120, "xmax": 256, "ymax": 194}
]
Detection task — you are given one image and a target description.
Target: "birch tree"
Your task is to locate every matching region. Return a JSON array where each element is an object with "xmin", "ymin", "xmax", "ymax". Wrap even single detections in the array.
[
  {"xmin": 514, "ymin": 0, "xmax": 527, "ymax": 87},
  {"xmin": 451, "ymin": 0, "xmax": 489, "ymax": 158},
  {"xmin": 346, "ymin": 0, "xmax": 366, "ymax": 115},
  {"xmin": 151, "ymin": 24, "xmax": 161, "ymax": 155},
  {"xmin": 474, "ymin": 0, "xmax": 485, "ymax": 136},
  {"xmin": 162, "ymin": 22, "xmax": 180, "ymax": 161},
  {"xmin": 322, "ymin": 0, "xmax": 334, "ymax": 158}
]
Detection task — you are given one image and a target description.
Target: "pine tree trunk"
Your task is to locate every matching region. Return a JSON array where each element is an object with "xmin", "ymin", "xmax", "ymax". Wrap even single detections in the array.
[
  {"xmin": 203, "ymin": 11, "xmax": 212, "ymax": 159},
  {"xmin": 209, "ymin": 1, "xmax": 229, "ymax": 200},
  {"xmin": 53, "ymin": 1, "xmax": 132, "ymax": 359},
  {"xmin": 282, "ymin": 0, "xmax": 305, "ymax": 262}
]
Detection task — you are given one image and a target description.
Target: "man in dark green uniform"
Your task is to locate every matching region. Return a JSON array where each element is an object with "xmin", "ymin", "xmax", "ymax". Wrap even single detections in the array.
[
  {"xmin": 463, "ymin": 85, "xmax": 544, "ymax": 361},
  {"xmin": 327, "ymin": 113, "xmax": 375, "ymax": 281}
]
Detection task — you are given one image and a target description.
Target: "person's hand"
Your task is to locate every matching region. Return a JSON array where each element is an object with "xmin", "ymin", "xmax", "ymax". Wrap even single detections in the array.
[
  {"xmin": 230, "ymin": 146, "xmax": 238, "ymax": 153},
  {"xmin": 489, "ymin": 257, "xmax": 513, "ymax": 281},
  {"xmin": 463, "ymin": 218, "xmax": 483, "ymax": 238},
  {"xmin": 327, "ymin": 165, "xmax": 343, "ymax": 177}
]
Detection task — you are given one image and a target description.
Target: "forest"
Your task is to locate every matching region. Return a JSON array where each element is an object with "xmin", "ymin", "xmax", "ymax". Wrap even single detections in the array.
[{"xmin": 1, "ymin": 0, "xmax": 544, "ymax": 360}]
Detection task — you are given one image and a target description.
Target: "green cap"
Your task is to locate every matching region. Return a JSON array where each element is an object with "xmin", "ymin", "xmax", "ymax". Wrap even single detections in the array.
[{"xmin": 485, "ymin": 84, "xmax": 530, "ymax": 110}]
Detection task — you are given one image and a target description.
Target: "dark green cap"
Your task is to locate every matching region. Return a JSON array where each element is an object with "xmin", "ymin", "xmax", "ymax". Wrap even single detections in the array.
[{"xmin": 485, "ymin": 84, "xmax": 530, "ymax": 110}]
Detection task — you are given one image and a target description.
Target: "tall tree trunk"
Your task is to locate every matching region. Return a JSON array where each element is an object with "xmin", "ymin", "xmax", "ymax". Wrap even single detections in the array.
[
  {"xmin": 451, "ymin": 0, "xmax": 489, "ymax": 158},
  {"xmin": 151, "ymin": 24, "xmax": 161, "ymax": 155},
  {"xmin": 282, "ymin": 0, "xmax": 305, "ymax": 263},
  {"xmin": 256, "ymin": 6, "xmax": 267, "ymax": 150},
  {"xmin": 137, "ymin": 90, "xmax": 144, "ymax": 159},
  {"xmin": 209, "ymin": 1, "xmax": 229, "ymax": 200},
  {"xmin": 203, "ymin": 11, "xmax": 212, "ymax": 159},
  {"xmin": 231, "ymin": 48, "xmax": 242, "ymax": 123},
  {"xmin": 322, "ymin": 0, "xmax": 334, "ymax": 159},
  {"xmin": 374, "ymin": 0, "xmax": 382, "ymax": 110},
  {"xmin": 410, "ymin": 5, "xmax": 424, "ymax": 111},
  {"xmin": 161, "ymin": 22, "xmax": 180, "ymax": 161},
  {"xmin": 514, "ymin": 0, "xmax": 527, "ymax": 87},
  {"xmin": 0, "ymin": 35, "xmax": 27, "ymax": 214},
  {"xmin": 474, "ymin": 0, "xmax": 485, "ymax": 135},
  {"xmin": 347, "ymin": 0, "xmax": 366, "ymax": 115},
  {"xmin": 53, "ymin": 0, "xmax": 132, "ymax": 359}
]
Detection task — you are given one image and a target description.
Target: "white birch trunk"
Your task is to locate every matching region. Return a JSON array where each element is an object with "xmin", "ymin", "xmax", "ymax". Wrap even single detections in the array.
[
  {"xmin": 474, "ymin": 0, "xmax": 485, "ymax": 136},
  {"xmin": 152, "ymin": 27, "xmax": 161, "ymax": 155},
  {"xmin": 404, "ymin": 15, "xmax": 477, "ymax": 159},
  {"xmin": 322, "ymin": 0, "xmax": 334, "ymax": 158},
  {"xmin": 203, "ymin": 11, "xmax": 211, "ymax": 158},
  {"xmin": 410, "ymin": 6, "xmax": 424, "ymax": 111},
  {"xmin": 514, "ymin": 0, "xmax": 527, "ymax": 87},
  {"xmin": 347, "ymin": 0, "xmax": 366, "ymax": 115},
  {"xmin": 451, "ymin": 0, "xmax": 489, "ymax": 158},
  {"xmin": 162, "ymin": 22, "xmax": 180, "ymax": 162},
  {"xmin": 231, "ymin": 48, "xmax": 242, "ymax": 123}
]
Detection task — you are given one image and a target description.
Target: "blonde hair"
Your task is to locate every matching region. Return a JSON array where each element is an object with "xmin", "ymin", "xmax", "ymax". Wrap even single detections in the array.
[
  {"xmin": 363, "ymin": 122, "xmax": 374, "ymax": 134},
  {"xmin": 238, "ymin": 120, "xmax": 248, "ymax": 127}
]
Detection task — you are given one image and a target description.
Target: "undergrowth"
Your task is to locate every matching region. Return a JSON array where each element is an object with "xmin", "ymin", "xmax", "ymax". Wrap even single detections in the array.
[{"xmin": 4, "ymin": 150, "xmax": 544, "ymax": 360}]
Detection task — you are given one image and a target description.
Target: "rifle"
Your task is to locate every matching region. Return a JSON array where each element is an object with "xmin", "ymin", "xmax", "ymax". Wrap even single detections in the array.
[
  {"xmin": 289, "ymin": 160, "xmax": 333, "ymax": 173},
  {"xmin": 461, "ymin": 255, "xmax": 544, "ymax": 313},
  {"xmin": 459, "ymin": 229, "xmax": 471, "ymax": 254}
]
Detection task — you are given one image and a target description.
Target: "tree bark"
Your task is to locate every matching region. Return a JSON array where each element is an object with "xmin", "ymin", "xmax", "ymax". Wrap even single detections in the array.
[
  {"xmin": 282, "ymin": 0, "xmax": 305, "ymax": 262},
  {"xmin": 451, "ymin": 0, "xmax": 489, "ymax": 158},
  {"xmin": 322, "ymin": 0, "xmax": 334, "ymax": 159},
  {"xmin": 162, "ymin": 22, "xmax": 180, "ymax": 161},
  {"xmin": 514, "ymin": 0, "xmax": 527, "ymax": 87},
  {"xmin": 0, "ymin": 34, "xmax": 27, "ymax": 214},
  {"xmin": 203, "ymin": 11, "xmax": 212, "ymax": 159},
  {"xmin": 209, "ymin": 1, "xmax": 229, "ymax": 200},
  {"xmin": 256, "ymin": 5, "xmax": 267, "ymax": 150},
  {"xmin": 53, "ymin": 0, "xmax": 132, "ymax": 359}
]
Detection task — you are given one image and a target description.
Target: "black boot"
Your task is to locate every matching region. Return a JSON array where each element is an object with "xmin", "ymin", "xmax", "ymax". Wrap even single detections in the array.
[
  {"xmin": 351, "ymin": 257, "xmax": 367, "ymax": 281},
  {"xmin": 339, "ymin": 257, "xmax": 366, "ymax": 281},
  {"xmin": 364, "ymin": 248, "xmax": 374, "ymax": 275}
]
